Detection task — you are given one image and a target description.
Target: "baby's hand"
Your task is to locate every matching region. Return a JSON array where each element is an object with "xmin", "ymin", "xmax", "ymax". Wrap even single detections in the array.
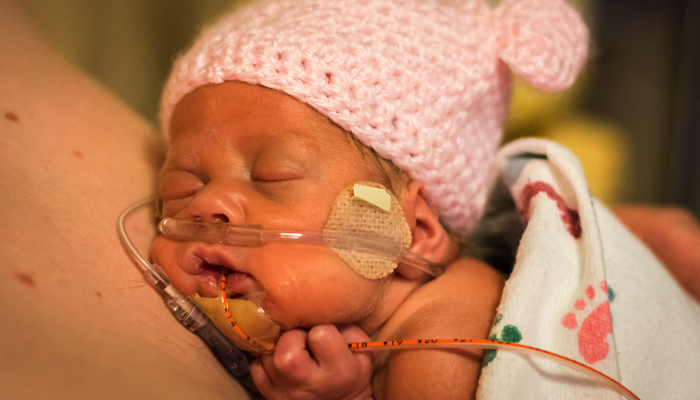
[{"xmin": 250, "ymin": 324, "xmax": 373, "ymax": 400}]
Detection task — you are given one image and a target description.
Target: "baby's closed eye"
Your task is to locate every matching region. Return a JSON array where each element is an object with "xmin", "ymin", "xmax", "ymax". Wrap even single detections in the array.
[
  {"xmin": 159, "ymin": 171, "xmax": 204, "ymax": 216},
  {"xmin": 249, "ymin": 158, "xmax": 316, "ymax": 204},
  {"xmin": 251, "ymin": 155, "xmax": 307, "ymax": 185},
  {"xmin": 252, "ymin": 168, "xmax": 303, "ymax": 183},
  {"xmin": 160, "ymin": 170, "xmax": 204, "ymax": 200},
  {"xmin": 251, "ymin": 168, "xmax": 305, "ymax": 201}
]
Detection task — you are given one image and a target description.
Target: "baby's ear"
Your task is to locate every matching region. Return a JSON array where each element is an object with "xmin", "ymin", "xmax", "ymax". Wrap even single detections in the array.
[
  {"xmin": 396, "ymin": 180, "xmax": 457, "ymax": 279},
  {"xmin": 494, "ymin": 0, "xmax": 589, "ymax": 91}
]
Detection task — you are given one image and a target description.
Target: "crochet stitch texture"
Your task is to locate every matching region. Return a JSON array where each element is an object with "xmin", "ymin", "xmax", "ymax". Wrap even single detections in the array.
[{"xmin": 160, "ymin": 0, "xmax": 588, "ymax": 235}]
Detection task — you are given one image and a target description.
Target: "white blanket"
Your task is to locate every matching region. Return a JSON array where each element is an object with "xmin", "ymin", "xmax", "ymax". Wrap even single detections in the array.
[{"xmin": 474, "ymin": 138, "xmax": 700, "ymax": 400}]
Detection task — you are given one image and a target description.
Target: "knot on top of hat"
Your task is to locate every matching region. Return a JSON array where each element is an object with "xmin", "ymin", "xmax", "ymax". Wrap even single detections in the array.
[{"xmin": 493, "ymin": 0, "xmax": 589, "ymax": 92}]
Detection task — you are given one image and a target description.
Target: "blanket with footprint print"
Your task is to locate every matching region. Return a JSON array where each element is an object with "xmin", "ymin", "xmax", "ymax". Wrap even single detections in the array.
[{"xmin": 472, "ymin": 138, "xmax": 700, "ymax": 400}]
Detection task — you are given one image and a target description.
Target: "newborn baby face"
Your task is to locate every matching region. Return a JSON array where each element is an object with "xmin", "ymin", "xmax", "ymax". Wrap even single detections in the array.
[{"xmin": 151, "ymin": 81, "xmax": 393, "ymax": 331}]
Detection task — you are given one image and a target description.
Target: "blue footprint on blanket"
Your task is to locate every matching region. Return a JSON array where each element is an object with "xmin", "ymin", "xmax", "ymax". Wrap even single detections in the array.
[{"xmin": 483, "ymin": 314, "xmax": 522, "ymax": 367}]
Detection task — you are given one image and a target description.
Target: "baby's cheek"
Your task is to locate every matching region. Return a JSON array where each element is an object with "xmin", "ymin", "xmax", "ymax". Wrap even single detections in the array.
[
  {"xmin": 150, "ymin": 237, "xmax": 178, "ymax": 276},
  {"xmin": 259, "ymin": 256, "xmax": 350, "ymax": 328},
  {"xmin": 150, "ymin": 237, "xmax": 204, "ymax": 296},
  {"xmin": 257, "ymin": 273, "xmax": 305, "ymax": 329}
]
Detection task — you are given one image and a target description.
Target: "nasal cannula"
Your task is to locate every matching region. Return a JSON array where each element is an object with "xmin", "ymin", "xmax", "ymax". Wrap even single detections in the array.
[
  {"xmin": 158, "ymin": 216, "xmax": 442, "ymax": 277},
  {"xmin": 118, "ymin": 197, "xmax": 264, "ymax": 399},
  {"xmin": 119, "ymin": 196, "xmax": 640, "ymax": 400}
]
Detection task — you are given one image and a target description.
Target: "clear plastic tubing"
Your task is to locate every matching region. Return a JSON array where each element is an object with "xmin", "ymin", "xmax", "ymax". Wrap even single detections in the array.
[{"xmin": 158, "ymin": 217, "xmax": 442, "ymax": 277}]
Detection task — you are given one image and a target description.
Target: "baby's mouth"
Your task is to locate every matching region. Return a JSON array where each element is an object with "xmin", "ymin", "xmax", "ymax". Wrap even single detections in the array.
[
  {"xmin": 190, "ymin": 261, "xmax": 222, "ymax": 297},
  {"xmin": 187, "ymin": 247, "xmax": 251, "ymax": 298},
  {"xmin": 194, "ymin": 262, "xmax": 252, "ymax": 299},
  {"xmin": 187, "ymin": 254, "xmax": 281, "ymax": 353}
]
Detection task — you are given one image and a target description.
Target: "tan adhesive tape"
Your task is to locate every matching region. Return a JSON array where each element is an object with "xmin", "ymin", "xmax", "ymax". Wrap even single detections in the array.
[{"xmin": 324, "ymin": 182, "xmax": 412, "ymax": 279}]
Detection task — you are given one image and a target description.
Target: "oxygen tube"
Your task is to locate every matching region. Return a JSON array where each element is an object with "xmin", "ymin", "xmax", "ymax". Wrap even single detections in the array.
[{"xmin": 117, "ymin": 197, "xmax": 264, "ymax": 400}]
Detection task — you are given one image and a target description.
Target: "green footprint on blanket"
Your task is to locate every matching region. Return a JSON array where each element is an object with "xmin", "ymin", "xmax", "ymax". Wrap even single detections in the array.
[
  {"xmin": 482, "ymin": 314, "xmax": 522, "ymax": 367},
  {"xmin": 561, "ymin": 281, "xmax": 615, "ymax": 364}
]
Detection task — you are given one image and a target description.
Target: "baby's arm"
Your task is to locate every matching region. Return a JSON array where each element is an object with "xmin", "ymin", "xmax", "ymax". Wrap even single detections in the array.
[
  {"xmin": 251, "ymin": 324, "xmax": 374, "ymax": 400},
  {"xmin": 373, "ymin": 258, "xmax": 504, "ymax": 400}
]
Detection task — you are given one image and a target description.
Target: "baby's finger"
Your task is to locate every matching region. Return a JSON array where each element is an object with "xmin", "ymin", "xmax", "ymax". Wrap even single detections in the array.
[
  {"xmin": 306, "ymin": 324, "xmax": 373, "ymax": 392},
  {"xmin": 337, "ymin": 323, "xmax": 372, "ymax": 343},
  {"xmin": 270, "ymin": 329, "xmax": 316, "ymax": 382},
  {"xmin": 338, "ymin": 324, "xmax": 374, "ymax": 373},
  {"xmin": 306, "ymin": 325, "xmax": 363, "ymax": 370}
]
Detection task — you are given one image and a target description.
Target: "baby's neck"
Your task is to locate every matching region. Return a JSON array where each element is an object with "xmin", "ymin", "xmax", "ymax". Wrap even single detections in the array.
[{"xmin": 362, "ymin": 274, "xmax": 431, "ymax": 339}]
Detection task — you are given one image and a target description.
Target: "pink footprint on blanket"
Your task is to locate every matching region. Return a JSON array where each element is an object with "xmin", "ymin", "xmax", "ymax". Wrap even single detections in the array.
[{"xmin": 561, "ymin": 281, "xmax": 614, "ymax": 364}]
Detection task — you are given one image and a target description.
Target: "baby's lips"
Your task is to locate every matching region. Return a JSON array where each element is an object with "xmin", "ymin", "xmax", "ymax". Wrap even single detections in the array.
[
  {"xmin": 180, "ymin": 244, "xmax": 231, "ymax": 273},
  {"xmin": 222, "ymin": 269, "xmax": 256, "ymax": 298},
  {"xmin": 173, "ymin": 246, "xmax": 225, "ymax": 296},
  {"xmin": 180, "ymin": 245, "xmax": 257, "ymax": 298},
  {"xmin": 192, "ymin": 266, "xmax": 224, "ymax": 298}
]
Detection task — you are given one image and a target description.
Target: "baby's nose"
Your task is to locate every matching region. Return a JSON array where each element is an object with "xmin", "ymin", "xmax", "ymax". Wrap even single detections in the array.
[{"xmin": 186, "ymin": 181, "xmax": 246, "ymax": 224}]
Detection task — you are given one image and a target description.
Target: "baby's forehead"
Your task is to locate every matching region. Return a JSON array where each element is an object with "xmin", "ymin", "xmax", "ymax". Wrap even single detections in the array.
[
  {"xmin": 169, "ymin": 82, "xmax": 347, "ymax": 139},
  {"xmin": 165, "ymin": 115, "xmax": 352, "ymax": 159},
  {"xmin": 162, "ymin": 82, "xmax": 390, "ymax": 188}
]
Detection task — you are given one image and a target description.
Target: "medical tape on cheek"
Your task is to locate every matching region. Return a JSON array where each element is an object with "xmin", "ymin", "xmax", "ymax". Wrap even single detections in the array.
[{"xmin": 324, "ymin": 182, "xmax": 412, "ymax": 279}]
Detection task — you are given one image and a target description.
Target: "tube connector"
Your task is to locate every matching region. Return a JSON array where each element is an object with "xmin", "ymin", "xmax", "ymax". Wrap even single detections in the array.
[{"xmin": 164, "ymin": 292, "xmax": 209, "ymax": 332}]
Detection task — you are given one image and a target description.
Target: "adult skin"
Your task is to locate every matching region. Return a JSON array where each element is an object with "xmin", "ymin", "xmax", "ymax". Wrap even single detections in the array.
[
  {"xmin": 612, "ymin": 205, "xmax": 700, "ymax": 301},
  {"xmin": 0, "ymin": 1, "xmax": 248, "ymax": 398}
]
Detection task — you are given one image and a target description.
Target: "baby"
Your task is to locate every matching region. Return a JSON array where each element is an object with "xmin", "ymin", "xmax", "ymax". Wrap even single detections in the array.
[{"xmin": 150, "ymin": 0, "xmax": 587, "ymax": 398}]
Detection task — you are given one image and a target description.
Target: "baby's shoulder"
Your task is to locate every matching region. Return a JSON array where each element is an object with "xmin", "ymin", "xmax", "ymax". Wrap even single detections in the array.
[
  {"xmin": 381, "ymin": 257, "xmax": 505, "ymax": 341},
  {"xmin": 418, "ymin": 258, "xmax": 505, "ymax": 328},
  {"xmin": 429, "ymin": 257, "xmax": 505, "ymax": 299},
  {"xmin": 370, "ymin": 259, "xmax": 505, "ymax": 398}
]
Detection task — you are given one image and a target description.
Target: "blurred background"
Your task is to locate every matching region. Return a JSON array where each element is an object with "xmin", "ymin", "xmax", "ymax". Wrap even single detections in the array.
[{"xmin": 13, "ymin": 0, "xmax": 700, "ymax": 218}]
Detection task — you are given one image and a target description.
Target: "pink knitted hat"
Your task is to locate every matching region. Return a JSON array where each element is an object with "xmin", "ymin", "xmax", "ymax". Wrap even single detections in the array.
[{"xmin": 160, "ymin": 0, "xmax": 588, "ymax": 235}]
